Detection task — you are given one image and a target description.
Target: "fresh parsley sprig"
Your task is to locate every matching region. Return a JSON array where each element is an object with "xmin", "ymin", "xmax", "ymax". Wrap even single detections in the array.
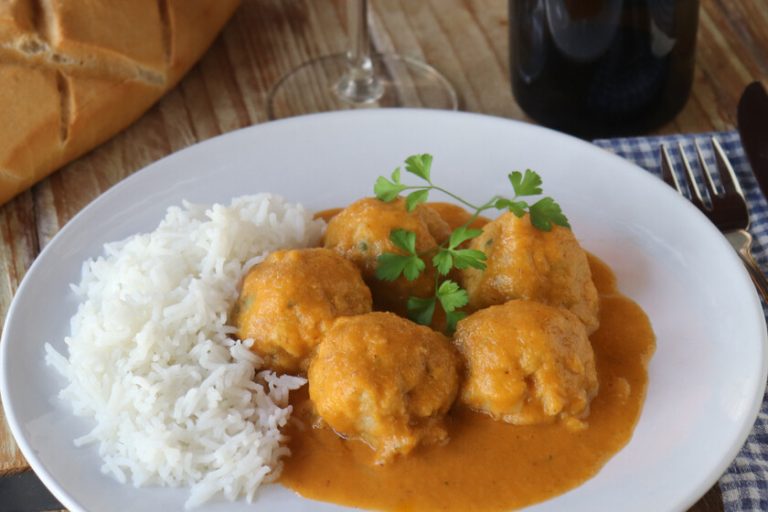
[
  {"xmin": 374, "ymin": 154, "xmax": 569, "ymax": 331},
  {"xmin": 376, "ymin": 229, "xmax": 426, "ymax": 282}
]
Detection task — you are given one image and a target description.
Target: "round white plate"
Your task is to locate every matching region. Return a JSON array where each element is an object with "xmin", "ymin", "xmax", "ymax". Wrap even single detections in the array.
[{"xmin": 2, "ymin": 110, "xmax": 766, "ymax": 512}]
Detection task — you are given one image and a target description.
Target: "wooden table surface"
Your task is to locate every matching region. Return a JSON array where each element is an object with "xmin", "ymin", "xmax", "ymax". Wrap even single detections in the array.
[{"xmin": 1, "ymin": 0, "xmax": 766, "ymax": 510}]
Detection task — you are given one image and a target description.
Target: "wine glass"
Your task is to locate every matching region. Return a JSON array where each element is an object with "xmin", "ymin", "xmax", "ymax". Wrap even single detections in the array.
[{"xmin": 267, "ymin": 0, "xmax": 458, "ymax": 119}]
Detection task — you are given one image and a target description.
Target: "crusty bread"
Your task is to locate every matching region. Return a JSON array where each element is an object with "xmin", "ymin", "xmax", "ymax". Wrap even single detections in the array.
[{"xmin": 0, "ymin": 0, "xmax": 241, "ymax": 205}]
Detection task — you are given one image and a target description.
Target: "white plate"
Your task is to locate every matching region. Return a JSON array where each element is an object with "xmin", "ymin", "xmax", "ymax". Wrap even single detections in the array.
[{"xmin": 2, "ymin": 110, "xmax": 766, "ymax": 512}]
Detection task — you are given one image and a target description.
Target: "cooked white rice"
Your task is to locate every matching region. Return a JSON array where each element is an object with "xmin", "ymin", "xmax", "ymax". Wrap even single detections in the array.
[{"xmin": 44, "ymin": 194, "xmax": 325, "ymax": 508}]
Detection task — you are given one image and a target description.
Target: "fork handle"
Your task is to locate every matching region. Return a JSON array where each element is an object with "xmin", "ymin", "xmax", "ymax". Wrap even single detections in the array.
[{"xmin": 737, "ymin": 250, "xmax": 768, "ymax": 304}]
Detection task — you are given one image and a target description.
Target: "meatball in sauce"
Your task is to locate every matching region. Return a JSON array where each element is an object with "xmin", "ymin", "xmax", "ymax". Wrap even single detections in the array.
[
  {"xmin": 461, "ymin": 212, "xmax": 600, "ymax": 334},
  {"xmin": 323, "ymin": 197, "xmax": 450, "ymax": 315},
  {"xmin": 234, "ymin": 248, "xmax": 371, "ymax": 374},
  {"xmin": 308, "ymin": 312, "xmax": 461, "ymax": 464},
  {"xmin": 453, "ymin": 299, "xmax": 598, "ymax": 428}
]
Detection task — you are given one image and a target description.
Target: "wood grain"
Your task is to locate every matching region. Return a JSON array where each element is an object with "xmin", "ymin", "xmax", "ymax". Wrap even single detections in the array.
[{"xmin": 1, "ymin": 0, "xmax": 766, "ymax": 509}]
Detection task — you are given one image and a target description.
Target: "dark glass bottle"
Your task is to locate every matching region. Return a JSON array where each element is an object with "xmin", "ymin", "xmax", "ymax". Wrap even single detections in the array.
[{"xmin": 510, "ymin": 0, "xmax": 699, "ymax": 138}]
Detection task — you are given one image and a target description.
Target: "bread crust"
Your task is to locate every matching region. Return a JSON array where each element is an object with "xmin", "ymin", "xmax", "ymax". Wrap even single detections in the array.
[{"xmin": 0, "ymin": 0, "xmax": 241, "ymax": 205}]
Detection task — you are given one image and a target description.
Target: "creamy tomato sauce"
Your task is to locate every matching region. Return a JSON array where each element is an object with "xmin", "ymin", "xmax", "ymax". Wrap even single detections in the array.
[
  {"xmin": 291, "ymin": 205, "xmax": 656, "ymax": 511},
  {"xmin": 315, "ymin": 202, "xmax": 484, "ymax": 230}
]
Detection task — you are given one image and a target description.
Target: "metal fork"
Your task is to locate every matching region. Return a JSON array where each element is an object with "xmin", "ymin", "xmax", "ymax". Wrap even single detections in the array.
[{"xmin": 660, "ymin": 138, "xmax": 768, "ymax": 302}]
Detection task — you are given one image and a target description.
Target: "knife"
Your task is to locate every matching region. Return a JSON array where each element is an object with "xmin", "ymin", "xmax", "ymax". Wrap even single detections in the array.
[
  {"xmin": 0, "ymin": 470, "xmax": 64, "ymax": 512},
  {"xmin": 737, "ymin": 81, "xmax": 768, "ymax": 199}
]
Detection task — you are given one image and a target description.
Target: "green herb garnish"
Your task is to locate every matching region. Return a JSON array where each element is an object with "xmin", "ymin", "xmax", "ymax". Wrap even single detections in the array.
[
  {"xmin": 376, "ymin": 229, "xmax": 426, "ymax": 282},
  {"xmin": 374, "ymin": 154, "xmax": 569, "ymax": 331}
]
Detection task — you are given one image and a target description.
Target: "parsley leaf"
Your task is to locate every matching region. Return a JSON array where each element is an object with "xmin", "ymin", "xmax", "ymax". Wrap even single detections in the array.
[
  {"xmin": 374, "ymin": 176, "xmax": 407, "ymax": 202},
  {"xmin": 448, "ymin": 226, "xmax": 483, "ymax": 249},
  {"xmin": 405, "ymin": 189, "xmax": 430, "ymax": 212},
  {"xmin": 508, "ymin": 169, "xmax": 543, "ymax": 196},
  {"xmin": 375, "ymin": 253, "xmax": 411, "ymax": 281},
  {"xmin": 529, "ymin": 197, "xmax": 570, "ymax": 231},
  {"xmin": 452, "ymin": 249, "xmax": 486, "ymax": 270},
  {"xmin": 436, "ymin": 280, "xmax": 468, "ymax": 312},
  {"xmin": 495, "ymin": 198, "xmax": 528, "ymax": 217},
  {"xmin": 375, "ymin": 230, "xmax": 419, "ymax": 280},
  {"xmin": 389, "ymin": 229, "xmax": 417, "ymax": 255},
  {"xmin": 408, "ymin": 296, "xmax": 436, "ymax": 326},
  {"xmin": 432, "ymin": 250, "xmax": 453, "ymax": 275},
  {"xmin": 405, "ymin": 154, "xmax": 433, "ymax": 181},
  {"xmin": 402, "ymin": 256, "xmax": 426, "ymax": 281},
  {"xmin": 376, "ymin": 253, "xmax": 425, "ymax": 281},
  {"xmin": 376, "ymin": 229, "xmax": 425, "ymax": 281}
]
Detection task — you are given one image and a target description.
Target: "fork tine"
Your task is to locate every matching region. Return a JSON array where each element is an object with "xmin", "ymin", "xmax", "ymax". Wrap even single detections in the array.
[
  {"xmin": 694, "ymin": 142, "xmax": 719, "ymax": 200},
  {"xmin": 659, "ymin": 144, "xmax": 682, "ymax": 190},
  {"xmin": 711, "ymin": 137, "xmax": 744, "ymax": 196},
  {"xmin": 678, "ymin": 142, "xmax": 706, "ymax": 208}
]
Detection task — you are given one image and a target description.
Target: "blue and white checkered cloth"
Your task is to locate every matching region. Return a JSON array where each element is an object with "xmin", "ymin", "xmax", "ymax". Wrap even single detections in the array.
[{"xmin": 594, "ymin": 131, "xmax": 768, "ymax": 511}]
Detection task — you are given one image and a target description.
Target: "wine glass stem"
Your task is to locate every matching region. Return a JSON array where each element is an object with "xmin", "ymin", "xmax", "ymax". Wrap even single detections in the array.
[{"xmin": 336, "ymin": 0, "xmax": 384, "ymax": 103}]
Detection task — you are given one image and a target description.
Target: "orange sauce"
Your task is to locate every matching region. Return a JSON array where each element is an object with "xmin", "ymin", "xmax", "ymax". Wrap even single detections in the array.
[
  {"xmin": 314, "ymin": 208, "xmax": 342, "ymax": 222},
  {"xmin": 315, "ymin": 203, "xmax": 488, "ymax": 230},
  {"xmin": 280, "ymin": 254, "xmax": 656, "ymax": 511},
  {"xmin": 423, "ymin": 202, "xmax": 489, "ymax": 230}
]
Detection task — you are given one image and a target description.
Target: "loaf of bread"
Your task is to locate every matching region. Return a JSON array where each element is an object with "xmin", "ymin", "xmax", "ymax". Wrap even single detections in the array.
[{"xmin": 0, "ymin": 0, "xmax": 241, "ymax": 205}]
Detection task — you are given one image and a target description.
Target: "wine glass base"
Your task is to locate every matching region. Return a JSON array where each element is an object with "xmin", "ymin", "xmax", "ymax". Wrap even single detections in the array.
[{"xmin": 267, "ymin": 53, "xmax": 459, "ymax": 120}]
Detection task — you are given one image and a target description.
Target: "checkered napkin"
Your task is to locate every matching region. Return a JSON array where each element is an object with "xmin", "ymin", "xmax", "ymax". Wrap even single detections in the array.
[{"xmin": 594, "ymin": 131, "xmax": 768, "ymax": 511}]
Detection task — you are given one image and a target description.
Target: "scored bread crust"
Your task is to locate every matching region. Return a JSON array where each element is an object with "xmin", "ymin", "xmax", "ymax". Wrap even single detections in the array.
[{"xmin": 0, "ymin": 0, "xmax": 241, "ymax": 205}]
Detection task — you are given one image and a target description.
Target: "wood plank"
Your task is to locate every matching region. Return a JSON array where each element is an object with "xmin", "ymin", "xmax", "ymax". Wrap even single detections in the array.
[{"xmin": 0, "ymin": 192, "xmax": 36, "ymax": 474}]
